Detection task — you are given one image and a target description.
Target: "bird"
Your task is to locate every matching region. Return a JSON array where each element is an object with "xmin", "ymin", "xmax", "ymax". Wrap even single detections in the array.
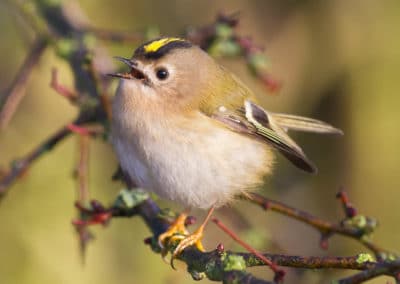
[{"xmin": 109, "ymin": 37, "xmax": 342, "ymax": 260}]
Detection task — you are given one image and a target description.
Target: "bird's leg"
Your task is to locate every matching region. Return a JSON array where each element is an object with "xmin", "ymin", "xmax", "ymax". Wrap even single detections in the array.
[
  {"xmin": 158, "ymin": 209, "xmax": 190, "ymax": 248},
  {"xmin": 171, "ymin": 206, "xmax": 215, "ymax": 261}
]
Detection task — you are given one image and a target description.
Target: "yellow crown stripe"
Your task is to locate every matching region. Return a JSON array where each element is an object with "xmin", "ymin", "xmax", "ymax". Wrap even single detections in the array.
[{"xmin": 143, "ymin": 38, "xmax": 185, "ymax": 53}]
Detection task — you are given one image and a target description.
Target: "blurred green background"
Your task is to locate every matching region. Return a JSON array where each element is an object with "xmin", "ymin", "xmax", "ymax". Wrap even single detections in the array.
[{"xmin": 1, "ymin": 0, "xmax": 399, "ymax": 283}]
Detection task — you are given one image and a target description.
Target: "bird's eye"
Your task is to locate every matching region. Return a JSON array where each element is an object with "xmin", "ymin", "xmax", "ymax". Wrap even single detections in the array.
[{"xmin": 155, "ymin": 67, "xmax": 169, "ymax": 80}]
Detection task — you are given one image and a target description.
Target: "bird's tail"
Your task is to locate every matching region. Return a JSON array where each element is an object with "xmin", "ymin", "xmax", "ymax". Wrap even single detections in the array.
[{"xmin": 272, "ymin": 113, "xmax": 343, "ymax": 135}]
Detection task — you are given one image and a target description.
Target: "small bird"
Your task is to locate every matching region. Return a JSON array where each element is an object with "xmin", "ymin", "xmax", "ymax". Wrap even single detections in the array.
[{"xmin": 110, "ymin": 37, "xmax": 342, "ymax": 259}]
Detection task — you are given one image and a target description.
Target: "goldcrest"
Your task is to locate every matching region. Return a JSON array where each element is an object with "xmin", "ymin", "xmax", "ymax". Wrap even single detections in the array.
[
  {"xmin": 110, "ymin": 37, "xmax": 342, "ymax": 256},
  {"xmin": 111, "ymin": 37, "xmax": 341, "ymax": 209}
]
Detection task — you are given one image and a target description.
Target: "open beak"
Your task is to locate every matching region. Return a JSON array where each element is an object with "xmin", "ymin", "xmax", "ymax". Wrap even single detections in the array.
[{"xmin": 108, "ymin": 57, "xmax": 148, "ymax": 82}]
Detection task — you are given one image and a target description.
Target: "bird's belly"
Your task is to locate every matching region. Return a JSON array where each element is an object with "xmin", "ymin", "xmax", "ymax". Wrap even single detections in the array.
[
  {"xmin": 112, "ymin": 138, "xmax": 154, "ymax": 190},
  {"xmin": 135, "ymin": 133, "xmax": 272, "ymax": 208},
  {"xmin": 112, "ymin": 115, "xmax": 274, "ymax": 209}
]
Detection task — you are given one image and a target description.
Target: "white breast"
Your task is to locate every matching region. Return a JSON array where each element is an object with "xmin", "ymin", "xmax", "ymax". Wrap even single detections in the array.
[{"xmin": 112, "ymin": 109, "xmax": 274, "ymax": 209}]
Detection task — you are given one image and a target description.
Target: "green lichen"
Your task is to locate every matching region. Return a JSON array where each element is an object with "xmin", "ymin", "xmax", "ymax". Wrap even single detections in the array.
[
  {"xmin": 158, "ymin": 208, "xmax": 178, "ymax": 219},
  {"xmin": 216, "ymin": 23, "xmax": 234, "ymax": 39},
  {"xmin": 55, "ymin": 39, "xmax": 77, "ymax": 59},
  {"xmin": 208, "ymin": 40, "xmax": 241, "ymax": 57},
  {"xmin": 83, "ymin": 34, "xmax": 97, "ymax": 50},
  {"xmin": 356, "ymin": 253, "xmax": 374, "ymax": 264},
  {"xmin": 222, "ymin": 254, "xmax": 247, "ymax": 271},
  {"xmin": 115, "ymin": 188, "xmax": 149, "ymax": 209},
  {"xmin": 343, "ymin": 215, "xmax": 378, "ymax": 235}
]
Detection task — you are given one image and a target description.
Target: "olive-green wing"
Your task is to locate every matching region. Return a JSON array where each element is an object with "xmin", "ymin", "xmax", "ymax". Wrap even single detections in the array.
[
  {"xmin": 199, "ymin": 68, "xmax": 342, "ymax": 173},
  {"xmin": 247, "ymin": 100, "xmax": 320, "ymax": 172},
  {"xmin": 198, "ymin": 71, "xmax": 316, "ymax": 173},
  {"xmin": 212, "ymin": 100, "xmax": 318, "ymax": 173}
]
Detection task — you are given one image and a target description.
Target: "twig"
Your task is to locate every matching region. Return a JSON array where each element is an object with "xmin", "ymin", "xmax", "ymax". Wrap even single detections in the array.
[
  {"xmin": 0, "ymin": 125, "xmax": 72, "ymax": 197},
  {"xmin": 212, "ymin": 217, "xmax": 285, "ymax": 282},
  {"xmin": 1, "ymin": 2, "xmax": 399, "ymax": 283},
  {"xmin": 75, "ymin": 134, "xmax": 93, "ymax": 255},
  {"xmin": 0, "ymin": 38, "xmax": 48, "ymax": 129},
  {"xmin": 243, "ymin": 193, "xmax": 393, "ymax": 260},
  {"xmin": 73, "ymin": 196, "xmax": 399, "ymax": 283},
  {"xmin": 50, "ymin": 67, "xmax": 78, "ymax": 102},
  {"xmin": 337, "ymin": 259, "xmax": 400, "ymax": 284},
  {"xmin": 76, "ymin": 134, "xmax": 90, "ymax": 203}
]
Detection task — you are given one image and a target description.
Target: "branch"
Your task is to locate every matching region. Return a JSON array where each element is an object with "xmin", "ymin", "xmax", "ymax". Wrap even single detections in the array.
[
  {"xmin": 0, "ymin": 124, "xmax": 71, "ymax": 197},
  {"xmin": 243, "ymin": 193, "xmax": 395, "ymax": 261},
  {"xmin": 0, "ymin": 38, "xmax": 48, "ymax": 129},
  {"xmin": 72, "ymin": 194, "xmax": 399, "ymax": 283},
  {"xmin": 337, "ymin": 259, "xmax": 400, "ymax": 284},
  {"xmin": 1, "ymin": 2, "xmax": 399, "ymax": 283}
]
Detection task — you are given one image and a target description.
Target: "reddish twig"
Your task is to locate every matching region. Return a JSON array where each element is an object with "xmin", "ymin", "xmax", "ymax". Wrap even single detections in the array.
[
  {"xmin": 1, "ymin": 3, "xmax": 399, "ymax": 283},
  {"xmin": 66, "ymin": 123, "xmax": 103, "ymax": 136},
  {"xmin": 76, "ymin": 134, "xmax": 90, "ymax": 203},
  {"xmin": 73, "ymin": 127, "xmax": 109, "ymax": 255},
  {"xmin": 74, "ymin": 200, "xmax": 112, "ymax": 227},
  {"xmin": 76, "ymin": 198, "xmax": 399, "ymax": 283},
  {"xmin": 212, "ymin": 217, "xmax": 285, "ymax": 283},
  {"xmin": 0, "ymin": 38, "xmax": 48, "ymax": 129},
  {"xmin": 50, "ymin": 68, "xmax": 78, "ymax": 102},
  {"xmin": 337, "ymin": 189, "xmax": 357, "ymax": 218},
  {"xmin": 244, "ymin": 193, "xmax": 393, "ymax": 259}
]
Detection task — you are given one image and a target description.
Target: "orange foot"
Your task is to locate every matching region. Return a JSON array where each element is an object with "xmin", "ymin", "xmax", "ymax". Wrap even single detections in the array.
[
  {"xmin": 168, "ymin": 207, "xmax": 215, "ymax": 268},
  {"xmin": 158, "ymin": 212, "xmax": 189, "ymax": 248}
]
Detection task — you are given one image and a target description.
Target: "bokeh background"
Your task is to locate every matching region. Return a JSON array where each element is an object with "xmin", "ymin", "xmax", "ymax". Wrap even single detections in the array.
[{"xmin": 1, "ymin": 0, "xmax": 399, "ymax": 283}]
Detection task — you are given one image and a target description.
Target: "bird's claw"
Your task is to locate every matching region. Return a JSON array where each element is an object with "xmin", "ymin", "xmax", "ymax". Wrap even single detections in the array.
[
  {"xmin": 170, "ymin": 229, "xmax": 205, "ymax": 269},
  {"xmin": 158, "ymin": 213, "xmax": 189, "ymax": 249}
]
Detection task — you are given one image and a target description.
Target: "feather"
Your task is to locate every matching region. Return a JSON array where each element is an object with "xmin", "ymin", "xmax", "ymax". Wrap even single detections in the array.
[
  {"xmin": 244, "ymin": 101, "xmax": 317, "ymax": 173},
  {"xmin": 272, "ymin": 113, "xmax": 343, "ymax": 135},
  {"xmin": 199, "ymin": 68, "xmax": 342, "ymax": 173}
]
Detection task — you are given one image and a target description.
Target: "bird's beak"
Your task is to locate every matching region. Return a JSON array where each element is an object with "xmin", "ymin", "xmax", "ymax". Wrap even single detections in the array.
[{"xmin": 108, "ymin": 57, "xmax": 148, "ymax": 82}]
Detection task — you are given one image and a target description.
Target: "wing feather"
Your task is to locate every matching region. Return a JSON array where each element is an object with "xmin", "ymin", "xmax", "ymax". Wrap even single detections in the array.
[
  {"xmin": 244, "ymin": 100, "xmax": 317, "ymax": 173},
  {"xmin": 273, "ymin": 113, "xmax": 343, "ymax": 135},
  {"xmin": 199, "ymin": 70, "xmax": 342, "ymax": 173}
]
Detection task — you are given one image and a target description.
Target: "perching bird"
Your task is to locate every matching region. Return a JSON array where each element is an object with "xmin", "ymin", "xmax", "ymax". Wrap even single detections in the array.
[{"xmin": 110, "ymin": 37, "xmax": 342, "ymax": 259}]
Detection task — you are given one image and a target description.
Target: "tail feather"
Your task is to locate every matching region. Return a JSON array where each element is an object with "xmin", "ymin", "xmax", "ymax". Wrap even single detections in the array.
[{"xmin": 272, "ymin": 113, "xmax": 343, "ymax": 135}]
